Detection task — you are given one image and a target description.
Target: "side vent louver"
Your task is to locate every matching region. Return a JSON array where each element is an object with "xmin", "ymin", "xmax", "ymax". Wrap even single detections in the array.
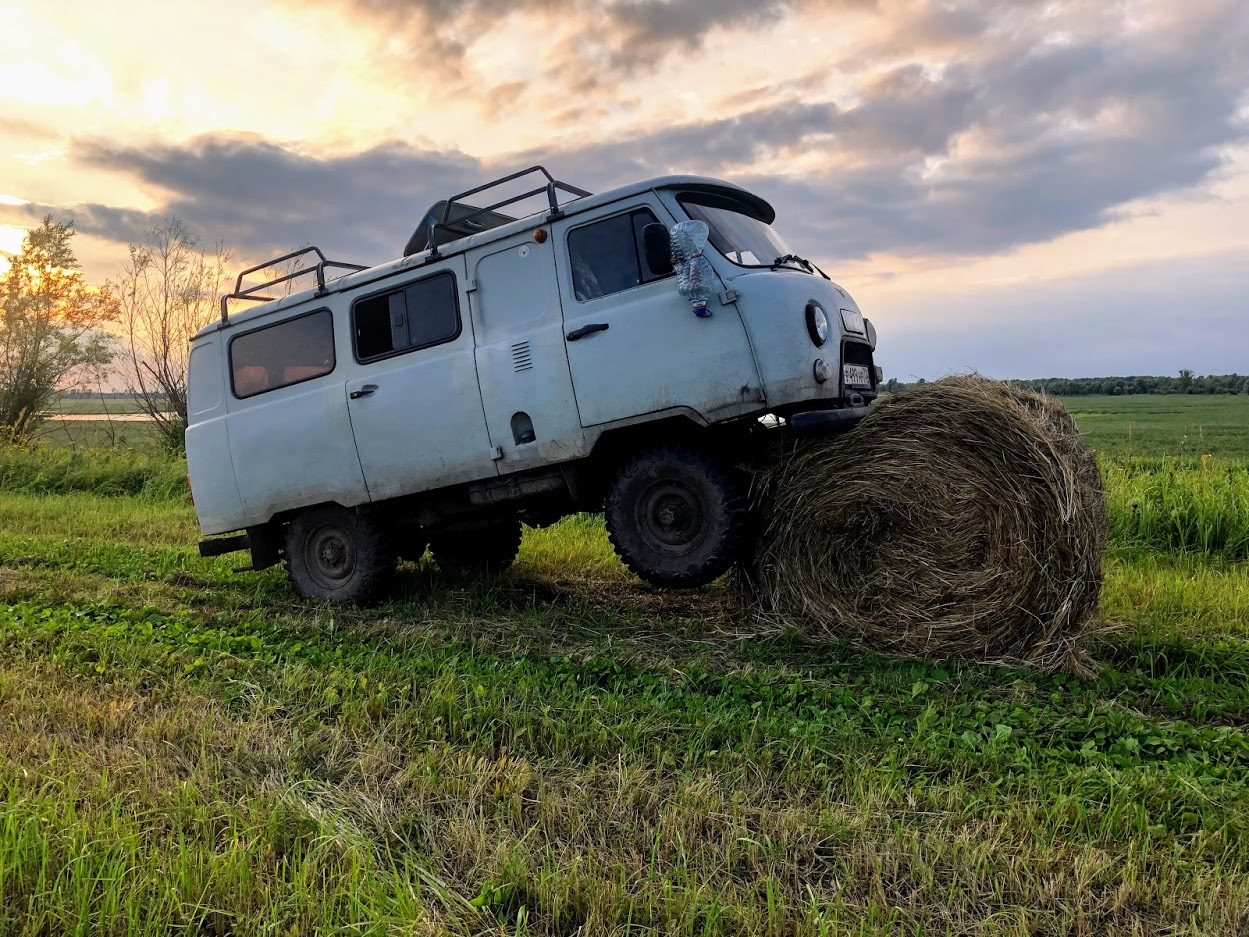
[{"xmin": 511, "ymin": 341, "xmax": 534, "ymax": 372}]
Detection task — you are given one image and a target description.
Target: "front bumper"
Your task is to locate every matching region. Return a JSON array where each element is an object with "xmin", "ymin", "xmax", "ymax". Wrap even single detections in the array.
[{"xmin": 789, "ymin": 405, "xmax": 870, "ymax": 434}]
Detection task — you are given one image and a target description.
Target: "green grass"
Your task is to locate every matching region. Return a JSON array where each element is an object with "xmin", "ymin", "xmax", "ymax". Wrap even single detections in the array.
[
  {"xmin": 34, "ymin": 393, "xmax": 1249, "ymax": 461},
  {"xmin": 35, "ymin": 418, "xmax": 165, "ymax": 451},
  {"xmin": 52, "ymin": 395, "xmax": 149, "ymax": 415},
  {"xmin": 0, "ymin": 393, "xmax": 1246, "ymax": 933},
  {"xmin": 1106, "ymin": 458, "xmax": 1249, "ymax": 560},
  {"xmin": 1063, "ymin": 394, "xmax": 1249, "ymax": 461},
  {"xmin": 0, "ymin": 444, "xmax": 185, "ymax": 497},
  {"xmin": 0, "ymin": 493, "xmax": 1248, "ymax": 933}
]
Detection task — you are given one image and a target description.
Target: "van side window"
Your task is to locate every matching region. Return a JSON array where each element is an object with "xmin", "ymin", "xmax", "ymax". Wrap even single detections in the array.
[
  {"xmin": 230, "ymin": 309, "xmax": 334, "ymax": 399},
  {"xmin": 568, "ymin": 208, "xmax": 667, "ymax": 302},
  {"xmin": 353, "ymin": 271, "xmax": 460, "ymax": 362}
]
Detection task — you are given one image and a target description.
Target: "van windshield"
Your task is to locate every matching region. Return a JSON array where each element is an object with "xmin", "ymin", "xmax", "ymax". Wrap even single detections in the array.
[{"xmin": 679, "ymin": 194, "xmax": 800, "ymax": 271}]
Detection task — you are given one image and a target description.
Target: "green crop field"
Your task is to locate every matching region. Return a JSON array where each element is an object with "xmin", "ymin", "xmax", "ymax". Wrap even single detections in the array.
[
  {"xmin": 1064, "ymin": 394, "xmax": 1249, "ymax": 461},
  {"xmin": 0, "ymin": 394, "xmax": 1247, "ymax": 934},
  {"xmin": 36, "ymin": 419, "xmax": 164, "ymax": 451},
  {"xmin": 52, "ymin": 395, "xmax": 150, "ymax": 416}
]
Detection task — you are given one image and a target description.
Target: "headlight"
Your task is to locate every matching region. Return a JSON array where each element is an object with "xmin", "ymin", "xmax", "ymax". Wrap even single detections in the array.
[{"xmin": 805, "ymin": 301, "xmax": 829, "ymax": 346}]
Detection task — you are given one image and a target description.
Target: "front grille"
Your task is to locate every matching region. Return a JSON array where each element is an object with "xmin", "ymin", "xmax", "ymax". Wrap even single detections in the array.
[{"xmin": 841, "ymin": 341, "xmax": 877, "ymax": 392}]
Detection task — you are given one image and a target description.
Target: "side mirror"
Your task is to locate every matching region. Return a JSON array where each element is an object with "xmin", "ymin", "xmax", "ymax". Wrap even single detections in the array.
[{"xmin": 642, "ymin": 223, "xmax": 674, "ymax": 276}]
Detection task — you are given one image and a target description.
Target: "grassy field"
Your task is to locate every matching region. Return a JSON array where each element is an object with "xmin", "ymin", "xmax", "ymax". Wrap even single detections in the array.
[
  {"xmin": 0, "ymin": 394, "xmax": 1246, "ymax": 934},
  {"xmin": 52, "ymin": 395, "xmax": 150, "ymax": 416},
  {"xmin": 35, "ymin": 419, "xmax": 164, "ymax": 451},
  {"xmin": 1064, "ymin": 394, "xmax": 1249, "ymax": 461},
  {"xmin": 44, "ymin": 392, "xmax": 1249, "ymax": 459}
]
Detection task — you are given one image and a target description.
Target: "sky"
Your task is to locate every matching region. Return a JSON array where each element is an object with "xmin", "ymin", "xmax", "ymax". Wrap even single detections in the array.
[{"xmin": 0, "ymin": 0, "xmax": 1246, "ymax": 380}]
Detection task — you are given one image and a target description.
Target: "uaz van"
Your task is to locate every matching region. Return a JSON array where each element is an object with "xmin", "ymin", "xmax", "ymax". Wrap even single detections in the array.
[{"xmin": 187, "ymin": 167, "xmax": 880, "ymax": 603}]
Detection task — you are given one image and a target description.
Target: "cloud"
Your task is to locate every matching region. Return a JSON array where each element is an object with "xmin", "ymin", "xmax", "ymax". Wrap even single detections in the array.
[
  {"xmin": 741, "ymin": 0, "xmax": 1249, "ymax": 258},
  {"xmin": 15, "ymin": 0, "xmax": 1249, "ymax": 274},
  {"xmin": 0, "ymin": 200, "xmax": 155, "ymax": 247},
  {"xmin": 515, "ymin": 101, "xmax": 841, "ymax": 187},
  {"xmin": 606, "ymin": 0, "xmax": 796, "ymax": 66},
  {"xmin": 48, "ymin": 134, "xmax": 484, "ymax": 265},
  {"xmin": 324, "ymin": 0, "xmax": 807, "ymax": 74},
  {"xmin": 0, "ymin": 117, "xmax": 62, "ymax": 143}
]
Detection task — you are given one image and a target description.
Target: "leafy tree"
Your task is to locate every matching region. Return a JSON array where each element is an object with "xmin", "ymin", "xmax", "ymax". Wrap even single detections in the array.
[
  {"xmin": 0, "ymin": 217, "xmax": 116, "ymax": 442},
  {"xmin": 1178, "ymin": 369, "xmax": 1194, "ymax": 393},
  {"xmin": 112, "ymin": 219, "xmax": 230, "ymax": 450}
]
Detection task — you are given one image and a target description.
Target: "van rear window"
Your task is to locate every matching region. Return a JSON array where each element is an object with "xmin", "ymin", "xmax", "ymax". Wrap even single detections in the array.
[{"xmin": 229, "ymin": 309, "xmax": 335, "ymax": 399}]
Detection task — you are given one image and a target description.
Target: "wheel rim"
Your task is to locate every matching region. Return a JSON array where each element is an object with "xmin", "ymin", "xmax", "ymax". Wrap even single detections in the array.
[
  {"xmin": 635, "ymin": 480, "xmax": 707, "ymax": 556},
  {"xmin": 303, "ymin": 522, "xmax": 356, "ymax": 588}
]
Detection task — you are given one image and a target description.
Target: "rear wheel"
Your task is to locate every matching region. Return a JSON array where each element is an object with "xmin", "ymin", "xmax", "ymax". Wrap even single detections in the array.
[
  {"xmin": 429, "ymin": 519, "xmax": 522, "ymax": 574},
  {"xmin": 285, "ymin": 505, "xmax": 395, "ymax": 605},
  {"xmin": 605, "ymin": 446, "xmax": 748, "ymax": 588}
]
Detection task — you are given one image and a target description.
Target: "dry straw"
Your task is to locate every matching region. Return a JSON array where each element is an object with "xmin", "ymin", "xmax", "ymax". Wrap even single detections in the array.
[{"xmin": 744, "ymin": 376, "xmax": 1110, "ymax": 673}]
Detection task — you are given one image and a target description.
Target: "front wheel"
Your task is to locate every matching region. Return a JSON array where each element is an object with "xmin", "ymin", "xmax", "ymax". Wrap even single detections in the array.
[
  {"xmin": 605, "ymin": 446, "xmax": 749, "ymax": 588},
  {"xmin": 285, "ymin": 505, "xmax": 395, "ymax": 605}
]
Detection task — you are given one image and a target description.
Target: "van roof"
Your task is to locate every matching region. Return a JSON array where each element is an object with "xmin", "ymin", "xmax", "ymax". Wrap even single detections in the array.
[{"xmin": 195, "ymin": 173, "xmax": 774, "ymax": 340}]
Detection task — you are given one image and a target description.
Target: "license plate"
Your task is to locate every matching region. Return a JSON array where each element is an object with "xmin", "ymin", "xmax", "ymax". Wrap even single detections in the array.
[
  {"xmin": 840, "ymin": 308, "xmax": 865, "ymax": 334},
  {"xmin": 843, "ymin": 364, "xmax": 871, "ymax": 388}
]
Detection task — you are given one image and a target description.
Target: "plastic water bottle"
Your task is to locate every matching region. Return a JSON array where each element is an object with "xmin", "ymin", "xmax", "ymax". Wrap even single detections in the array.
[{"xmin": 671, "ymin": 220, "xmax": 714, "ymax": 318}]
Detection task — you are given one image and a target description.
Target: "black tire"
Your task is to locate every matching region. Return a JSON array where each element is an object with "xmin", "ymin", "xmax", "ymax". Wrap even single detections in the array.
[
  {"xmin": 285, "ymin": 505, "xmax": 395, "ymax": 605},
  {"xmin": 429, "ymin": 519, "xmax": 522, "ymax": 574},
  {"xmin": 605, "ymin": 446, "xmax": 748, "ymax": 588}
]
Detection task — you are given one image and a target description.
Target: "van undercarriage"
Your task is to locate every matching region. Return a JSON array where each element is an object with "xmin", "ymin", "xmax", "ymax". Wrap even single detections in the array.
[{"xmin": 198, "ymin": 395, "xmax": 873, "ymax": 591}]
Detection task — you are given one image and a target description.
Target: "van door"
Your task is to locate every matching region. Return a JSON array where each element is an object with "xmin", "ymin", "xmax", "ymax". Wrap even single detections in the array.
[
  {"xmin": 187, "ymin": 338, "xmax": 245, "ymax": 534},
  {"xmin": 468, "ymin": 232, "xmax": 585, "ymax": 471},
  {"xmin": 555, "ymin": 202, "xmax": 762, "ymax": 427},
  {"xmin": 225, "ymin": 307, "xmax": 370, "ymax": 523},
  {"xmin": 344, "ymin": 261, "xmax": 496, "ymax": 501}
]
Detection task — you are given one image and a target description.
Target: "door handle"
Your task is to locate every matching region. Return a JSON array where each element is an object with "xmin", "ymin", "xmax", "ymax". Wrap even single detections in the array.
[
  {"xmin": 349, "ymin": 384, "xmax": 378, "ymax": 400},
  {"xmin": 566, "ymin": 323, "xmax": 609, "ymax": 341}
]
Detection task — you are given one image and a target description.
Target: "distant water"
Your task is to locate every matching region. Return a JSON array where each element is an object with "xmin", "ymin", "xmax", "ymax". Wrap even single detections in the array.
[{"xmin": 50, "ymin": 413, "xmax": 167, "ymax": 422}]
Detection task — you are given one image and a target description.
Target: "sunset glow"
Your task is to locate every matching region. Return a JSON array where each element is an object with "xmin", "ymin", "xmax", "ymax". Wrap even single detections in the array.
[{"xmin": 1, "ymin": 0, "xmax": 1246, "ymax": 377}]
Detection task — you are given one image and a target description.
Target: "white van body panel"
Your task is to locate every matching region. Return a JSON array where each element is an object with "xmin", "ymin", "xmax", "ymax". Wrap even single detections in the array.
[
  {"xmin": 185, "ymin": 340, "xmax": 244, "ymax": 535},
  {"xmin": 468, "ymin": 233, "xmax": 587, "ymax": 470},
  {"xmin": 225, "ymin": 308, "xmax": 369, "ymax": 524},
  {"xmin": 343, "ymin": 258, "xmax": 496, "ymax": 500},
  {"xmin": 715, "ymin": 269, "xmax": 864, "ymax": 410},
  {"xmin": 554, "ymin": 199, "xmax": 763, "ymax": 427}
]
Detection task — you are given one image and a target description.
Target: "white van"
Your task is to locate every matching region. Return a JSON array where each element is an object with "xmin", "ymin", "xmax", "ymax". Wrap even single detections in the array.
[{"xmin": 187, "ymin": 167, "xmax": 880, "ymax": 603}]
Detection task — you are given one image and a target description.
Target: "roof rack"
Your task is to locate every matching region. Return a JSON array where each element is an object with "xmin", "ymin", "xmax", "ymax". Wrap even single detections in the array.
[
  {"xmin": 219, "ymin": 246, "xmax": 368, "ymax": 325},
  {"xmin": 426, "ymin": 166, "xmax": 591, "ymax": 260}
]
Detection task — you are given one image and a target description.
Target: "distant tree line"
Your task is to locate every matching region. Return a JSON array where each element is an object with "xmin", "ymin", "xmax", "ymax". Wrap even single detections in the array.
[{"xmin": 881, "ymin": 372, "xmax": 1249, "ymax": 396}]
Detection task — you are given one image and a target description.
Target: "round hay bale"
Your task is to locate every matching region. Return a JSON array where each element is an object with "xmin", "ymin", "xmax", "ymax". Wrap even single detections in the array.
[{"xmin": 745, "ymin": 376, "xmax": 1109, "ymax": 672}]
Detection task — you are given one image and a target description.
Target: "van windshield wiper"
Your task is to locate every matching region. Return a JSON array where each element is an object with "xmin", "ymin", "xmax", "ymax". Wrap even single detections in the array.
[{"xmin": 771, "ymin": 254, "xmax": 831, "ymax": 279}]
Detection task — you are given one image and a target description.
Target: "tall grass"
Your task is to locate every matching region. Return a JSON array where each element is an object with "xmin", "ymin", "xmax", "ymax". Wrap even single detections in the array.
[
  {"xmin": 1, "ymin": 442, "xmax": 1246, "ymax": 560},
  {"xmin": 0, "ymin": 445, "xmax": 187, "ymax": 499},
  {"xmin": 1106, "ymin": 457, "xmax": 1249, "ymax": 560}
]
